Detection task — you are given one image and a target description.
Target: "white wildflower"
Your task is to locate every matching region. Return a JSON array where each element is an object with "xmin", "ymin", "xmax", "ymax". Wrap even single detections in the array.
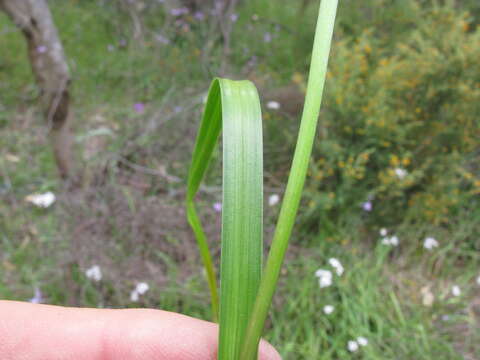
[
  {"xmin": 136, "ymin": 282, "xmax": 150, "ymax": 295},
  {"xmin": 130, "ymin": 282, "xmax": 150, "ymax": 302},
  {"xmin": 381, "ymin": 237, "xmax": 391, "ymax": 245},
  {"xmin": 380, "ymin": 228, "xmax": 388, "ymax": 237},
  {"xmin": 394, "ymin": 167, "xmax": 408, "ymax": 179},
  {"xmin": 266, "ymin": 101, "xmax": 280, "ymax": 110},
  {"xmin": 5, "ymin": 153, "xmax": 20, "ymax": 163},
  {"xmin": 420, "ymin": 286, "xmax": 434, "ymax": 307},
  {"xmin": 357, "ymin": 337, "xmax": 368, "ymax": 347},
  {"xmin": 315, "ymin": 269, "xmax": 329, "ymax": 278},
  {"xmin": 25, "ymin": 192, "xmax": 56, "ymax": 208},
  {"xmin": 85, "ymin": 265, "xmax": 102, "ymax": 282},
  {"xmin": 389, "ymin": 235, "xmax": 399, "ymax": 247},
  {"xmin": 476, "ymin": 276, "xmax": 480, "ymax": 286},
  {"xmin": 130, "ymin": 290, "xmax": 140, "ymax": 302},
  {"xmin": 423, "ymin": 237, "xmax": 439, "ymax": 250},
  {"xmin": 328, "ymin": 258, "xmax": 344, "ymax": 276},
  {"xmin": 347, "ymin": 340, "xmax": 359, "ymax": 352},
  {"xmin": 268, "ymin": 194, "xmax": 280, "ymax": 206},
  {"xmin": 382, "ymin": 235, "xmax": 399, "ymax": 246},
  {"xmin": 451, "ymin": 285, "xmax": 461, "ymax": 297},
  {"xmin": 315, "ymin": 269, "xmax": 332, "ymax": 288},
  {"xmin": 323, "ymin": 305, "xmax": 335, "ymax": 315}
]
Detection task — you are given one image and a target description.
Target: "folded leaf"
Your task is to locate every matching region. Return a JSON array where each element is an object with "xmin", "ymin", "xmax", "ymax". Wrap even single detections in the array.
[{"xmin": 186, "ymin": 78, "xmax": 263, "ymax": 359}]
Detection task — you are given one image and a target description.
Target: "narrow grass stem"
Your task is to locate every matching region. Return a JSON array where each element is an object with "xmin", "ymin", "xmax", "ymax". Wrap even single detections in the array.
[
  {"xmin": 240, "ymin": 1, "xmax": 339, "ymax": 358},
  {"xmin": 186, "ymin": 201, "xmax": 220, "ymax": 321}
]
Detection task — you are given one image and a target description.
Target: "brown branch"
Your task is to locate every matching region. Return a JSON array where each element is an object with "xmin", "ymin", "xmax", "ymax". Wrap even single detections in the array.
[{"xmin": 0, "ymin": 0, "xmax": 74, "ymax": 179}]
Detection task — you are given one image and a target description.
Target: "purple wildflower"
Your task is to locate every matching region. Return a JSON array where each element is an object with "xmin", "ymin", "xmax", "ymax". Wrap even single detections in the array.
[
  {"xmin": 230, "ymin": 13, "xmax": 239, "ymax": 22},
  {"xmin": 29, "ymin": 287, "xmax": 43, "ymax": 304},
  {"xmin": 263, "ymin": 32, "xmax": 272, "ymax": 43},
  {"xmin": 362, "ymin": 201, "xmax": 373, "ymax": 212},
  {"xmin": 134, "ymin": 103, "xmax": 145, "ymax": 114},
  {"xmin": 154, "ymin": 34, "xmax": 170, "ymax": 45},
  {"xmin": 37, "ymin": 45, "xmax": 47, "ymax": 54},
  {"xmin": 213, "ymin": 202, "xmax": 222, "ymax": 212},
  {"xmin": 194, "ymin": 11, "xmax": 205, "ymax": 21},
  {"xmin": 170, "ymin": 7, "xmax": 189, "ymax": 16}
]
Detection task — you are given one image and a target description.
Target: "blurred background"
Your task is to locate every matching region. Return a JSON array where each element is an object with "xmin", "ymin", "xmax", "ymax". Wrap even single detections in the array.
[{"xmin": 0, "ymin": 0, "xmax": 479, "ymax": 358}]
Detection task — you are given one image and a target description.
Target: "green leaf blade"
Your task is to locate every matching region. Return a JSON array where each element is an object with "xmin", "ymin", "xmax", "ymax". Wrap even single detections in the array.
[
  {"xmin": 186, "ymin": 79, "xmax": 223, "ymax": 321},
  {"xmin": 186, "ymin": 78, "xmax": 263, "ymax": 359},
  {"xmin": 219, "ymin": 79, "xmax": 263, "ymax": 360}
]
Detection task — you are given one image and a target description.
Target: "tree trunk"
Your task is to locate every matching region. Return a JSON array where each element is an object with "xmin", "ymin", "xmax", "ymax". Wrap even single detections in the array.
[{"xmin": 0, "ymin": 0, "xmax": 74, "ymax": 178}]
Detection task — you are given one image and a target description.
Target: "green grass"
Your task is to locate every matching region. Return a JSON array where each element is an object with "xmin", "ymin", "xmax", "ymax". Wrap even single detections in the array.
[
  {"xmin": 1, "ymin": 1, "xmax": 479, "ymax": 359},
  {"xmin": 268, "ymin": 237, "xmax": 480, "ymax": 359}
]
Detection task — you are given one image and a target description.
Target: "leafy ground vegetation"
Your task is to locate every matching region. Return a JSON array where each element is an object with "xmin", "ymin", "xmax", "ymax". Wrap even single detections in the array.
[{"xmin": 1, "ymin": 0, "xmax": 479, "ymax": 359}]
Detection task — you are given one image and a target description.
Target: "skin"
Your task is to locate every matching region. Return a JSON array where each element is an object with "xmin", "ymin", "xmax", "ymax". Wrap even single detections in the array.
[{"xmin": 0, "ymin": 301, "xmax": 281, "ymax": 360}]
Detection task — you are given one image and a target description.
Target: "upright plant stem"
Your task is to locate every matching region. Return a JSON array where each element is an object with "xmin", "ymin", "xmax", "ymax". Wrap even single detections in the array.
[{"xmin": 240, "ymin": 1, "xmax": 339, "ymax": 358}]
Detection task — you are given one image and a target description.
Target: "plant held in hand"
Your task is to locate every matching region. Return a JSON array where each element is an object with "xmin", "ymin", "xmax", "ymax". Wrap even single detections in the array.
[{"xmin": 186, "ymin": 1, "xmax": 339, "ymax": 359}]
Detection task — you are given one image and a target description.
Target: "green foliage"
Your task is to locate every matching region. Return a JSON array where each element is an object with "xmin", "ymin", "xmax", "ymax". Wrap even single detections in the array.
[
  {"xmin": 268, "ymin": 239, "xmax": 479, "ymax": 360},
  {"xmin": 336, "ymin": 0, "xmax": 421, "ymax": 45},
  {"xmin": 1, "ymin": 1, "xmax": 479, "ymax": 359},
  {"xmin": 305, "ymin": 3, "xmax": 480, "ymax": 232}
]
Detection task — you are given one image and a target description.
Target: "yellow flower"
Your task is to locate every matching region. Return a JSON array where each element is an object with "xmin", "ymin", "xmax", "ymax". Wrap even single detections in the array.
[
  {"xmin": 292, "ymin": 72, "xmax": 305, "ymax": 85},
  {"xmin": 390, "ymin": 155, "xmax": 400, "ymax": 166},
  {"xmin": 379, "ymin": 58, "xmax": 389, "ymax": 67}
]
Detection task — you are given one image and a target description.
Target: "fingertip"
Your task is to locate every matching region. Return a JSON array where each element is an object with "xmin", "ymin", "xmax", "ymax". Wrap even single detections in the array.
[
  {"xmin": 259, "ymin": 339, "xmax": 282, "ymax": 360},
  {"xmin": 0, "ymin": 301, "xmax": 282, "ymax": 360}
]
